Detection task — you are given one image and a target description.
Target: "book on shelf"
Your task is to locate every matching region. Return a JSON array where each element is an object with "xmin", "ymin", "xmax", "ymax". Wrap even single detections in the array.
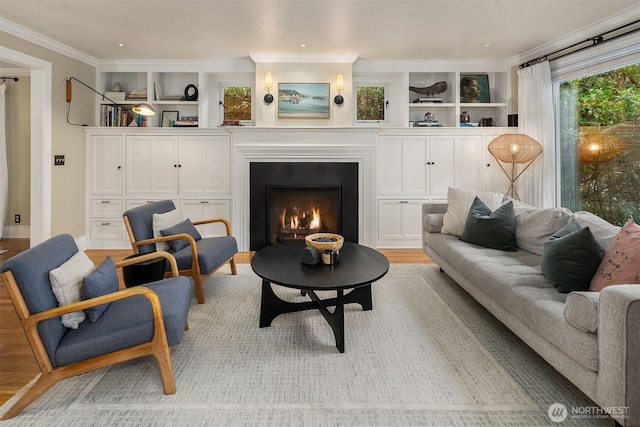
[
  {"xmin": 413, "ymin": 97, "xmax": 443, "ymax": 103},
  {"xmin": 100, "ymin": 105, "xmax": 146, "ymax": 127},
  {"xmin": 413, "ymin": 120, "xmax": 442, "ymax": 127}
]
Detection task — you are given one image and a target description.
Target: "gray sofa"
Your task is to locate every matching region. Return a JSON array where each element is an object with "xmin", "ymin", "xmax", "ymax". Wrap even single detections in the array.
[{"xmin": 422, "ymin": 201, "xmax": 640, "ymax": 427}]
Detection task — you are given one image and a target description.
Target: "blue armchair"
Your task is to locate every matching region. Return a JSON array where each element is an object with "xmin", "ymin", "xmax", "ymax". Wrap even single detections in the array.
[
  {"xmin": 0, "ymin": 234, "xmax": 191, "ymax": 419},
  {"xmin": 123, "ymin": 200, "xmax": 238, "ymax": 304}
]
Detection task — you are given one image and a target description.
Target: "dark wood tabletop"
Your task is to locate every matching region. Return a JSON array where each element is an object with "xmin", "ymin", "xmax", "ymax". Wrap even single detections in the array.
[{"xmin": 250, "ymin": 241, "xmax": 389, "ymax": 291}]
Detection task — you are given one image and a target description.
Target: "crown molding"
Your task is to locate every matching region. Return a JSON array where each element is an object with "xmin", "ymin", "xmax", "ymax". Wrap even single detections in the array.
[
  {"xmin": 0, "ymin": 18, "xmax": 98, "ymax": 67},
  {"xmin": 249, "ymin": 53, "xmax": 359, "ymax": 63}
]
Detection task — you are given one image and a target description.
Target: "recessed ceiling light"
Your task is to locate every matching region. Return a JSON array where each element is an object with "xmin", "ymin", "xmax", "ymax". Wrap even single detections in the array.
[
  {"xmin": 118, "ymin": 43, "xmax": 125, "ymax": 47},
  {"xmin": 483, "ymin": 42, "xmax": 492, "ymax": 47},
  {"xmin": 299, "ymin": 43, "xmax": 307, "ymax": 48}
]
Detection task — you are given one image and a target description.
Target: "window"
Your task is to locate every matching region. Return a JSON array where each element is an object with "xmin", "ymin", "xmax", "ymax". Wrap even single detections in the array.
[
  {"xmin": 355, "ymin": 84, "xmax": 387, "ymax": 122},
  {"xmin": 223, "ymin": 86, "xmax": 252, "ymax": 122},
  {"xmin": 558, "ymin": 63, "xmax": 640, "ymax": 225}
]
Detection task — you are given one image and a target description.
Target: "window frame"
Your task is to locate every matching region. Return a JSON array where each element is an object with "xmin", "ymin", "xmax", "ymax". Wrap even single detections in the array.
[
  {"xmin": 353, "ymin": 78, "xmax": 390, "ymax": 125},
  {"xmin": 218, "ymin": 77, "xmax": 255, "ymax": 125}
]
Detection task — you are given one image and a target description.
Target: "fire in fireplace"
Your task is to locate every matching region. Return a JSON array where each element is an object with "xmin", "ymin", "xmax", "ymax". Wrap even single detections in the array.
[{"xmin": 268, "ymin": 186, "xmax": 340, "ymax": 245}]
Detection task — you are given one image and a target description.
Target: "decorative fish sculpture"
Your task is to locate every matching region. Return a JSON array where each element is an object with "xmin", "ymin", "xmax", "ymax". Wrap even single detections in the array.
[{"xmin": 409, "ymin": 81, "xmax": 448, "ymax": 96}]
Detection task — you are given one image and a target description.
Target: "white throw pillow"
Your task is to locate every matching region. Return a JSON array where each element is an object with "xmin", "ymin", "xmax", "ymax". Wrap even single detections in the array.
[
  {"xmin": 441, "ymin": 187, "xmax": 504, "ymax": 236},
  {"xmin": 508, "ymin": 197, "xmax": 573, "ymax": 255},
  {"xmin": 49, "ymin": 251, "xmax": 95, "ymax": 329},
  {"xmin": 152, "ymin": 208, "xmax": 183, "ymax": 251}
]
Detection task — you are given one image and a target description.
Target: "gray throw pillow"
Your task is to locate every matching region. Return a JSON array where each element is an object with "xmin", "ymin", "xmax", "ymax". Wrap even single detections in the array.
[
  {"xmin": 460, "ymin": 197, "xmax": 516, "ymax": 251},
  {"xmin": 541, "ymin": 219, "xmax": 605, "ymax": 293},
  {"xmin": 82, "ymin": 256, "xmax": 119, "ymax": 322},
  {"xmin": 160, "ymin": 218, "xmax": 202, "ymax": 252}
]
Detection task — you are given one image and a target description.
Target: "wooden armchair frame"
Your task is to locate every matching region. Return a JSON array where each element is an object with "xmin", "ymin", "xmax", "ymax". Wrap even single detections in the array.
[
  {"xmin": 0, "ymin": 252, "xmax": 183, "ymax": 420},
  {"xmin": 123, "ymin": 215, "xmax": 237, "ymax": 304}
]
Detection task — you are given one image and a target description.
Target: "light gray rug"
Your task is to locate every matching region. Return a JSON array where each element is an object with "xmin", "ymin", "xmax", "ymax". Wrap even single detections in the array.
[{"xmin": 1, "ymin": 264, "xmax": 610, "ymax": 426}]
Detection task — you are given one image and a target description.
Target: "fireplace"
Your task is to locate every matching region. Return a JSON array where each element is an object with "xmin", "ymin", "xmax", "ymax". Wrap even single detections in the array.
[{"xmin": 250, "ymin": 162, "xmax": 358, "ymax": 250}]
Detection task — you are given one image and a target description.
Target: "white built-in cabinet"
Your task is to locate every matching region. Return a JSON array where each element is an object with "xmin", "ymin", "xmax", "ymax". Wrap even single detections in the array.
[
  {"xmin": 376, "ymin": 129, "xmax": 512, "ymax": 248},
  {"xmin": 86, "ymin": 130, "xmax": 232, "ymax": 248}
]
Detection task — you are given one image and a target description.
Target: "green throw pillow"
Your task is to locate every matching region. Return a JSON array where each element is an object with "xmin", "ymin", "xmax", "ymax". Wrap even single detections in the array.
[
  {"xmin": 460, "ymin": 197, "xmax": 516, "ymax": 251},
  {"xmin": 541, "ymin": 219, "xmax": 605, "ymax": 293}
]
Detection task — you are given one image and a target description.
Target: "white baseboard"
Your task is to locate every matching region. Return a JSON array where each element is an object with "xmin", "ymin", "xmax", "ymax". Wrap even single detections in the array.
[{"xmin": 2, "ymin": 225, "xmax": 30, "ymax": 239}]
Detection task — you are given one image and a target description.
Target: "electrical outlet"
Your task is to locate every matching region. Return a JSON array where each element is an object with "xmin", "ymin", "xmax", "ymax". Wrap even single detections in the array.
[
  {"xmin": 54, "ymin": 155, "xmax": 65, "ymax": 166},
  {"xmin": 15, "ymin": 214, "xmax": 20, "ymax": 223}
]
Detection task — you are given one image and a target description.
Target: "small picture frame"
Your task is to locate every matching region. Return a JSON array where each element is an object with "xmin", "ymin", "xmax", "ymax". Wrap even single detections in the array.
[
  {"xmin": 460, "ymin": 75, "xmax": 490, "ymax": 103},
  {"xmin": 161, "ymin": 110, "xmax": 179, "ymax": 127}
]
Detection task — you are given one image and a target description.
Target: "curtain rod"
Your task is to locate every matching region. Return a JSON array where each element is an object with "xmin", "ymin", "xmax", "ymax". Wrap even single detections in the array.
[
  {"xmin": 519, "ymin": 19, "xmax": 640, "ymax": 69},
  {"xmin": 1, "ymin": 76, "xmax": 19, "ymax": 82}
]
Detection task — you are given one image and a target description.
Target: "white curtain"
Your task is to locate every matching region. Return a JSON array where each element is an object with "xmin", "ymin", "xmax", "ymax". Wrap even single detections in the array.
[
  {"xmin": 517, "ymin": 61, "xmax": 556, "ymax": 208},
  {"xmin": 0, "ymin": 83, "xmax": 7, "ymax": 238}
]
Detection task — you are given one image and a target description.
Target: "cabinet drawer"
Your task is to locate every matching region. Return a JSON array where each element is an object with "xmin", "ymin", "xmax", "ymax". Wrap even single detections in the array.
[
  {"xmin": 90, "ymin": 199, "xmax": 123, "ymax": 218},
  {"xmin": 90, "ymin": 221, "xmax": 124, "ymax": 240}
]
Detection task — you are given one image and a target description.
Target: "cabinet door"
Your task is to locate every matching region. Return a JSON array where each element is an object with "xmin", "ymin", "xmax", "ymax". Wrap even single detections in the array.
[
  {"xmin": 453, "ymin": 135, "xmax": 484, "ymax": 191},
  {"xmin": 178, "ymin": 135, "xmax": 231, "ymax": 197},
  {"xmin": 403, "ymin": 137, "xmax": 429, "ymax": 194},
  {"xmin": 179, "ymin": 199, "xmax": 231, "ymax": 237},
  {"xmin": 378, "ymin": 200, "xmax": 425, "ymax": 246},
  {"xmin": 428, "ymin": 137, "xmax": 455, "ymax": 198},
  {"xmin": 125, "ymin": 136, "xmax": 179, "ymax": 197},
  {"xmin": 378, "ymin": 137, "xmax": 404, "ymax": 194},
  {"xmin": 89, "ymin": 135, "xmax": 123, "ymax": 196}
]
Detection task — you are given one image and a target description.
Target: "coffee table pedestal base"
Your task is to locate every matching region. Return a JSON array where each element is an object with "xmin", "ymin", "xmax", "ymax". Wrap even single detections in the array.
[{"xmin": 260, "ymin": 280, "xmax": 372, "ymax": 353}]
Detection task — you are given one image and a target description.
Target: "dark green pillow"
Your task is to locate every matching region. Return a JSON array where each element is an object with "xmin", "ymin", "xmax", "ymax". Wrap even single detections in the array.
[
  {"xmin": 460, "ymin": 197, "xmax": 516, "ymax": 251},
  {"xmin": 541, "ymin": 219, "xmax": 605, "ymax": 293}
]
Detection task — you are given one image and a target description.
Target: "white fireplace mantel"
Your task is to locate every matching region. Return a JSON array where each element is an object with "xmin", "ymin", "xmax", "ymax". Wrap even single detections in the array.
[{"xmin": 229, "ymin": 128, "xmax": 379, "ymax": 251}]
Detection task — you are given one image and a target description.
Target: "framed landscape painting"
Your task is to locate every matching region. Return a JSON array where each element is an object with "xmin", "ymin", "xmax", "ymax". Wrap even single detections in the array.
[{"xmin": 278, "ymin": 83, "xmax": 330, "ymax": 118}]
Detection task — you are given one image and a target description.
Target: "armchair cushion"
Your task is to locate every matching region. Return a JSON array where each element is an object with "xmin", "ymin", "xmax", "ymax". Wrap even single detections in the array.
[
  {"xmin": 48, "ymin": 251, "xmax": 95, "ymax": 329},
  {"xmin": 169, "ymin": 235, "xmax": 238, "ymax": 274},
  {"xmin": 55, "ymin": 276, "xmax": 192, "ymax": 366},
  {"xmin": 160, "ymin": 218, "xmax": 202, "ymax": 252},
  {"xmin": 152, "ymin": 209, "xmax": 184, "ymax": 251},
  {"xmin": 82, "ymin": 256, "xmax": 119, "ymax": 322}
]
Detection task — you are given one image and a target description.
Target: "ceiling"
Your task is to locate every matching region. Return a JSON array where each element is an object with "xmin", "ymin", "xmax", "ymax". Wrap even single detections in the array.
[{"xmin": 0, "ymin": 0, "xmax": 638, "ymax": 62}]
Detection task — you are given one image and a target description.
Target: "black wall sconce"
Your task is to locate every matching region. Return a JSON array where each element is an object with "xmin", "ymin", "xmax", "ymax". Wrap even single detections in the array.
[
  {"xmin": 334, "ymin": 74, "xmax": 344, "ymax": 106},
  {"xmin": 264, "ymin": 72, "xmax": 274, "ymax": 104}
]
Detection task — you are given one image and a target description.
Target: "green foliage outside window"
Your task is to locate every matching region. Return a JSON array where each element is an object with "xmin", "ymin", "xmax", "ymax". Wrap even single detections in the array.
[
  {"xmin": 560, "ymin": 63, "xmax": 640, "ymax": 225},
  {"xmin": 356, "ymin": 86, "xmax": 385, "ymax": 121},
  {"xmin": 223, "ymin": 86, "xmax": 251, "ymax": 121}
]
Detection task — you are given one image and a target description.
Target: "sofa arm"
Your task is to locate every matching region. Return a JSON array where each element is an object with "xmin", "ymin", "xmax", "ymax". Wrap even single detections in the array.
[
  {"xmin": 422, "ymin": 203, "xmax": 448, "ymax": 234},
  {"xmin": 597, "ymin": 284, "xmax": 640, "ymax": 426}
]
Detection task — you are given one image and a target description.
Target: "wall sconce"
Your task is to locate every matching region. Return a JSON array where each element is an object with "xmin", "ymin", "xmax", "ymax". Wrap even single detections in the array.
[
  {"xmin": 334, "ymin": 73, "xmax": 344, "ymax": 106},
  {"xmin": 264, "ymin": 72, "xmax": 274, "ymax": 104}
]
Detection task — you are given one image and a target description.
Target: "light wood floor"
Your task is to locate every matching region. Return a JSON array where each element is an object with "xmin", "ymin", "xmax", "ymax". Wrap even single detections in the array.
[{"xmin": 0, "ymin": 238, "xmax": 431, "ymax": 405}]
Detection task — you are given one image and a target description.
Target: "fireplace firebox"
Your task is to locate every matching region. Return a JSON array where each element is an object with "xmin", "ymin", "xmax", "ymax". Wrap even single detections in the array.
[{"xmin": 250, "ymin": 162, "xmax": 358, "ymax": 250}]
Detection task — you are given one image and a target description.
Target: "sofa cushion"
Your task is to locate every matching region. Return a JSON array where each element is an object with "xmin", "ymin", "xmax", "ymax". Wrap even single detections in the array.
[
  {"xmin": 152, "ymin": 208, "xmax": 184, "ymax": 251},
  {"xmin": 460, "ymin": 198, "xmax": 516, "ymax": 251},
  {"xmin": 590, "ymin": 220, "xmax": 640, "ymax": 291},
  {"xmin": 572, "ymin": 211, "xmax": 620, "ymax": 249},
  {"xmin": 160, "ymin": 218, "xmax": 202, "ymax": 252},
  {"xmin": 123, "ymin": 200, "xmax": 177, "ymax": 254},
  {"xmin": 441, "ymin": 187, "xmax": 504, "ymax": 237},
  {"xmin": 508, "ymin": 198, "xmax": 573, "ymax": 255},
  {"xmin": 82, "ymin": 256, "xmax": 119, "ymax": 322},
  {"xmin": 49, "ymin": 251, "xmax": 95, "ymax": 329},
  {"xmin": 169, "ymin": 235, "xmax": 238, "ymax": 274},
  {"xmin": 565, "ymin": 292, "xmax": 600, "ymax": 333},
  {"xmin": 541, "ymin": 220, "xmax": 605, "ymax": 293}
]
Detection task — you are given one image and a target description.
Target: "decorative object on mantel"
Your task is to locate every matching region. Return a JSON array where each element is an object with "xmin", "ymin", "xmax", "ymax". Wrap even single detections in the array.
[
  {"xmin": 488, "ymin": 134, "xmax": 543, "ymax": 200},
  {"xmin": 460, "ymin": 111, "xmax": 470, "ymax": 123},
  {"xmin": 413, "ymin": 112, "xmax": 441, "ymax": 127},
  {"xmin": 409, "ymin": 81, "xmax": 447, "ymax": 103}
]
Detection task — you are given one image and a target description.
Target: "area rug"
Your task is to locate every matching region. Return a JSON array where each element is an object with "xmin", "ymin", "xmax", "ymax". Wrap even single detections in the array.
[{"xmin": 0, "ymin": 264, "xmax": 609, "ymax": 426}]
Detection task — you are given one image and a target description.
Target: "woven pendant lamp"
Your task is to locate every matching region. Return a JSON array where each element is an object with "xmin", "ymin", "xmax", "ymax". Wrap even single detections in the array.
[{"xmin": 488, "ymin": 134, "xmax": 543, "ymax": 200}]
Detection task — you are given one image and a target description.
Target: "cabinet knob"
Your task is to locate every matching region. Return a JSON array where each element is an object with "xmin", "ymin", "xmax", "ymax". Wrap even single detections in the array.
[
  {"xmin": 117, "ymin": 166, "xmax": 121, "ymax": 169},
  {"xmin": 101, "ymin": 222, "xmax": 110, "ymax": 226},
  {"xmin": 487, "ymin": 164, "xmax": 491, "ymax": 167},
  {"xmin": 178, "ymin": 164, "xmax": 182, "ymax": 168},
  {"xmin": 200, "ymin": 201, "xmax": 209, "ymax": 204},
  {"xmin": 400, "ymin": 200, "xmax": 409, "ymax": 204},
  {"xmin": 101, "ymin": 200, "xmax": 110, "ymax": 204},
  {"xmin": 174, "ymin": 164, "xmax": 178, "ymax": 168}
]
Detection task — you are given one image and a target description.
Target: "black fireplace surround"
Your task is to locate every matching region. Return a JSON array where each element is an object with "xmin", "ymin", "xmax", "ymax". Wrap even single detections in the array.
[{"xmin": 250, "ymin": 162, "xmax": 359, "ymax": 250}]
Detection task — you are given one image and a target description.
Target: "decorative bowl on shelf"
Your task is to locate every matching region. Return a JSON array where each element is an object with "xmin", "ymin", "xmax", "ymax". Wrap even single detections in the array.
[{"xmin": 305, "ymin": 233, "xmax": 344, "ymax": 252}]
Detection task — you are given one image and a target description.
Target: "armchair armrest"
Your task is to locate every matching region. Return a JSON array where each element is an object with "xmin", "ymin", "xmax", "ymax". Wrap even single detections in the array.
[
  {"xmin": 597, "ymin": 284, "xmax": 640, "ymax": 426},
  {"xmin": 192, "ymin": 217, "xmax": 233, "ymax": 236},
  {"xmin": 115, "ymin": 250, "xmax": 179, "ymax": 277}
]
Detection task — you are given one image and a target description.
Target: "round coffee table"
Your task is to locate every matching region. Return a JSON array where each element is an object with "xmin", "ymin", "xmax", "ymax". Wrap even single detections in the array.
[{"xmin": 251, "ymin": 240, "xmax": 389, "ymax": 353}]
